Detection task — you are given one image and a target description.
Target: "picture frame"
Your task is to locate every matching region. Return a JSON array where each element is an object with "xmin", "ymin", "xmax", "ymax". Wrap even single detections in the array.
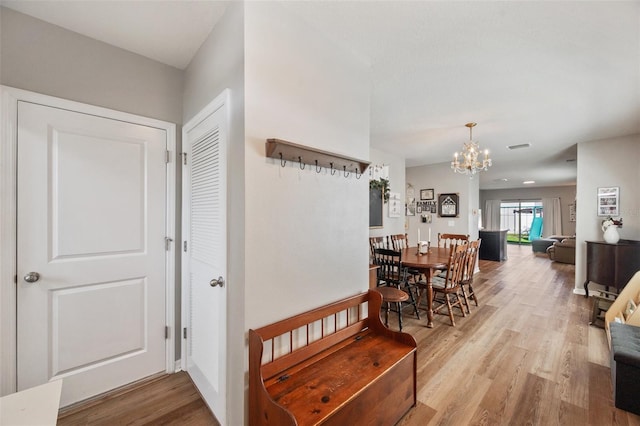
[
  {"xmin": 405, "ymin": 198, "xmax": 416, "ymax": 216},
  {"xmin": 569, "ymin": 202, "xmax": 576, "ymax": 222},
  {"xmin": 388, "ymin": 192, "xmax": 402, "ymax": 218},
  {"xmin": 420, "ymin": 188, "xmax": 434, "ymax": 200},
  {"xmin": 438, "ymin": 193, "xmax": 459, "ymax": 217},
  {"xmin": 597, "ymin": 187, "xmax": 619, "ymax": 217}
]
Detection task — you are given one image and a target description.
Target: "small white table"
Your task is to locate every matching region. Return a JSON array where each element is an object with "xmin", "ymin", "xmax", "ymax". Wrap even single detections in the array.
[{"xmin": 0, "ymin": 380, "xmax": 63, "ymax": 425}]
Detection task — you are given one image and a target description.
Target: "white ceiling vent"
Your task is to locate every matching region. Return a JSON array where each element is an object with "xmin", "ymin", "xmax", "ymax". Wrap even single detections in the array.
[{"xmin": 507, "ymin": 143, "xmax": 531, "ymax": 150}]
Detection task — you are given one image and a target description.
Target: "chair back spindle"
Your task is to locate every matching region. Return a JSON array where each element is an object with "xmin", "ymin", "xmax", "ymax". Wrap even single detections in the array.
[{"xmin": 437, "ymin": 233, "xmax": 469, "ymax": 249}]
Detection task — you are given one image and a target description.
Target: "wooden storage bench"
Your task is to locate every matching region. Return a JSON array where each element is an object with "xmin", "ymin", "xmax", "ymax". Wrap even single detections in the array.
[{"xmin": 249, "ymin": 289, "xmax": 417, "ymax": 425}]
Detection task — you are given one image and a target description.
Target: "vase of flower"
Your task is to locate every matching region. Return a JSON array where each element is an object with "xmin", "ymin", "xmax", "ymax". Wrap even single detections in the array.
[
  {"xmin": 603, "ymin": 225, "xmax": 620, "ymax": 243},
  {"xmin": 602, "ymin": 217, "xmax": 621, "ymax": 244}
]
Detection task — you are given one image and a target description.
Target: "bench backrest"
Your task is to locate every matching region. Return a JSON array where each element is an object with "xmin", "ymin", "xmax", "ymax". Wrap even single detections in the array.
[
  {"xmin": 249, "ymin": 290, "xmax": 384, "ymax": 381},
  {"xmin": 606, "ymin": 270, "xmax": 640, "ymax": 347}
]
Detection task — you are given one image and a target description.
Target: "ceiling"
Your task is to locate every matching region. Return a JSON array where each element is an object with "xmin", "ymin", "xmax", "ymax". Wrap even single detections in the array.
[{"xmin": 3, "ymin": 1, "xmax": 639, "ymax": 190}]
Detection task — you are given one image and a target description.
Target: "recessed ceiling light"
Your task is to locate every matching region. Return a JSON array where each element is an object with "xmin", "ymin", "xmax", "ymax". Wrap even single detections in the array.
[
  {"xmin": 523, "ymin": 180, "xmax": 535, "ymax": 184},
  {"xmin": 493, "ymin": 178, "xmax": 509, "ymax": 182},
  {"xmin": 507, "ymin": 143, "xmax": 531, "ymax": 150}
]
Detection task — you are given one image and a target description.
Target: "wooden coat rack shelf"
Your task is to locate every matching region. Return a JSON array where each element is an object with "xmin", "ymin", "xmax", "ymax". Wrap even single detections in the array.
[{"xmin": 266, "ymin": 139, "xmax": 370, "ymax": 175}]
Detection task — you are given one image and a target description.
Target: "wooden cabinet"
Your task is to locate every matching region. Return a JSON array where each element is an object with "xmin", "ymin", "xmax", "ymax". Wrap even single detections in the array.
[
  {"xmin": 584, "ymin": 240, "xmax": 640, "ymax": 297},
  {"xmin": 479, "ymin": 230, "xmax": 508, "ymax": 261}
]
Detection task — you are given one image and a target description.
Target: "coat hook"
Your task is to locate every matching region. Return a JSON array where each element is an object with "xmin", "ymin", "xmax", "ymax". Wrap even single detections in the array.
[
  {"xmin": 315, "ymin": 160, "xmax": 322, "ymax": 173},
  {"xmin": 298, "ymin": 156, "xmax": 305, "ymax": 170},
  {"xmin": 355, "ymin": 168, "xmax": 362, "ymax": 179},
  {"xmin": 279, "ymin": 153, "xmax": 286, "ymax": 167},
  {"xmin": 343, "ymin": 166, "xmax": 350, "ymax": 178},
  {"xmin": 330, "ymin": 162, "xmax": 337, "ymax": 175}
]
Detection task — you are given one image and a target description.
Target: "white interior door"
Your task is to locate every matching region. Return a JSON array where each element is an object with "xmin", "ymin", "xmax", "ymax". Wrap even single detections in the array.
[
  {"xmin": 17, "ymin": 101, "xmax": 169, "ymax": 407},
  {"xmin": 182, "ymin": 91, "xmax": 228, "ymax": 424}
]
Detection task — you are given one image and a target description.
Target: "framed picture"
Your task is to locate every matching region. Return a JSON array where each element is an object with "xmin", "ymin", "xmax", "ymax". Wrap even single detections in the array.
[
  {"xmin": 388, "ymin": 192, "xmax": 402, "ymax": 218},
  {"xmin": 569, "ymin": 202, "xmax": 576, "ymax": 222},
  {"xmin": 438, "ymin": 193, "xmax": 459, "ymax": 217},
  {"xmin": 597, "ymin": 187, "xmax": 619, "ymax": 217},
  {"xmin": 420, "ymin": 188, "xmax": 434, "ymax": 200},
  {"xmin": 406, "ymin": 198, "xmax": 416, "ymax": 216}
]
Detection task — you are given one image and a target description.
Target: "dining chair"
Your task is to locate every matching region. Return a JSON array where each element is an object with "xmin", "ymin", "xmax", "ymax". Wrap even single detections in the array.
[
  {"xmin": 460, "ymin": 239, "xmax": 481, "ymax": 313},
  {"xmin": 437, "ymin": 233, "xmax": 469, "ymax": 248},
  {"xmin": 369, "ymin": 236, "xmax": 387, "ymax": 259},
  {"xmin": 434, "ymin": 233, "xmax": 470, "ymax": 278},
  {"xmin": 431, "ymin": 243, "xmax": 468, "ymax": 326},
  {"xmin": 390, "ymin": 233, "xmax": 424, "ymax": 283},
  {"xmin": 389, "ymin": 233, "xmax": 410, "ymax": 251},
  {"xmin": 373, "ymin": 248, "xmax": 420, "ymax": 330}
]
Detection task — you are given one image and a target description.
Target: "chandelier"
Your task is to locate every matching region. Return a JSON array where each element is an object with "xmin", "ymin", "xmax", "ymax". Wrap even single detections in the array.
[{"xmin": 451, "ymin": 122, "xmax": 492, "ymax": 175}]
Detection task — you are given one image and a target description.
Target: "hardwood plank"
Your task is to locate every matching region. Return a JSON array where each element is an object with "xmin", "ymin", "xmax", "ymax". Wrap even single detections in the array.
[
  {"xmin": 57, "ymin": 372, "xmax": 218, "ymax": 426},
  {"xmin": 588, "ymin": 326, "xmax": 610, "ymax": 367},
  {"xmin": 508, "ymin": 373, "xmax": 556, "ymax": 425}
]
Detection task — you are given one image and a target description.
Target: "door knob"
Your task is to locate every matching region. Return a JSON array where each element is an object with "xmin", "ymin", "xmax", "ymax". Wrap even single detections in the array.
[
  {"xmin": 23, "ymin": 272, "xmax": 40, "ymax": 283},
  {"xmin": 210, "ymin": 276, "xmax": 224, "ymax": 288}
]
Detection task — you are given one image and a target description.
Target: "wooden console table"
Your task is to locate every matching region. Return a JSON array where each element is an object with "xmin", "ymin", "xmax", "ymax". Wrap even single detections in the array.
[{"xmin": 583, "ymin": 239, "xmax": 640, "ymax": 297}]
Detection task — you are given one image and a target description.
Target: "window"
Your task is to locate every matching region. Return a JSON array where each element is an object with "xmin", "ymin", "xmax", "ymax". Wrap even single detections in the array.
[{"xmin": 499, "ymin": 200, "xmax": 543, "ymax": 245}]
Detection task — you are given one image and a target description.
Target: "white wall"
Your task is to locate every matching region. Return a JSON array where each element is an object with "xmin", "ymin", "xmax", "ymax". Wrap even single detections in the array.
[
  {"xmin": 480, "ymin": 186, "xmax": 577, "ymax": 237},
  {"xmin": 185, "ymin": 2, "xmax": 371, "ymax": 423},
  {"xmin": 406, "ymin": 162, "xmax": 480, "ymax": 244},
  {"xmin": 244, "ymin": 1, "xmax": 370, "ymax": 328},
  {"xmin": 368, "ymin": 148, "xmax": 406, "ymax": 239},
  {"xmin": 182, "ymin": 3, "xmax": 245, "ymax": 425},
  {"xmin": 0, "ymin": 7, "xmax": 183, "ymax": 124},
  {"xmin": 575, "ymin": 134, "xmax": 640, "ymax": 292},
  {"xmin": 0, "ymin": 4, "xmax": 186, "ymax": 370}
]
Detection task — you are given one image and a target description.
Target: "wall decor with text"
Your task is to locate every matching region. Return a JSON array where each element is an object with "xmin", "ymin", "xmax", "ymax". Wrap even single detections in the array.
[{"xmin": 438, "ymin": 193, "xmax": 459, "ymax": 218}]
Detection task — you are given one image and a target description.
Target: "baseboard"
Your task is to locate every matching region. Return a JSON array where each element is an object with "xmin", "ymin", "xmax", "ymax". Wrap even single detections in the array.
[
  {"xmin": 174, "ymin": 359, "xmax": 182, "ymax": 372},
  {"xmin": 573, "ymin": 288, "xmax": 586, "ymax": 296}
]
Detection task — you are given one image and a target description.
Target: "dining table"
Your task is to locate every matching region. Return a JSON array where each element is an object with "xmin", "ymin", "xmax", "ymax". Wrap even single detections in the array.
[{"xmin": 401, "ymin": 246, "xmax": 451, "ymax": 328}]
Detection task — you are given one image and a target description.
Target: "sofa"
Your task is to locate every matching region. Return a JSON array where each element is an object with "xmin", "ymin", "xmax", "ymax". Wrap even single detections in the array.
[
  {"xmin": 546, "ymin": 238, "xmax": 576, "ymax": 264},
  {"xmin": 531, "ymin": 234, "xmax": 572, "ymax": 254}
]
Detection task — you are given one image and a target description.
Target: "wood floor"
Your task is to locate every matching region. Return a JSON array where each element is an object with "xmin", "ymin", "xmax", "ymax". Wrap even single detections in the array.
[
  {"xmin": 396, "ymin": 244, "xmax": 640, "ymax": 426},
  {"xmin": 57, "ymin": 373, "xmax": 219, "ymax": 425},
  {"xmin": 57, "ymin": 245, "xmax": 640, "ymax": 425}
]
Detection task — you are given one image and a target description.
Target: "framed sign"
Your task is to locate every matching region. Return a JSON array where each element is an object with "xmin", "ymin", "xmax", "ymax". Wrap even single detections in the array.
[
  {"xmin": 438, "ymin": 193, "xmax": 459, "ymax": 217},
  {"xmin": 569, "ymin": 202, "xmax": 576, "ymax": 222},
  {"xmin": 420, "ymin": 188, "xmax": 434, "ymax": 200},
  {"xmin": 597, "ymin": 187, "xmax": 619, "ymax": 217},
  {"xmin": 388, "ymin": 192, "xmax": 402, "ymax": 218}
]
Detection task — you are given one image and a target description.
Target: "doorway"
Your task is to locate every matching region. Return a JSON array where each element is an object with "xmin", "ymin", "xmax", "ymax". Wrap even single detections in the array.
[
  {"xmin": 181, "ymin": 90, "xmax": 229, "ymax": 425},
  {"xmin": 0, "ymin": 86, "xmax": 176, "ymax": 405},
  {"xmin": 500, "ymin": 200, "xmax": 543, "ymax": 245}
]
